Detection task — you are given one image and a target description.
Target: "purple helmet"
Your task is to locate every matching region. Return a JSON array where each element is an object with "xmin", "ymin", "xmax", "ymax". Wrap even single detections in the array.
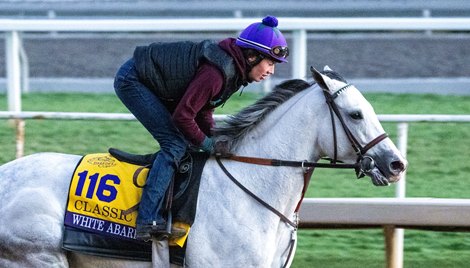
[{"xmin": 236, "ymin": 15, "xmax": 289, "ymax": 63}]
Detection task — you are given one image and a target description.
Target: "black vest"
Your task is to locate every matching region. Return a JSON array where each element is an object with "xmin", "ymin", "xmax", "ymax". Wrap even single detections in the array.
[{"xmin": 133, "ymin": 40, "xmax": 243, "ymax": 108}]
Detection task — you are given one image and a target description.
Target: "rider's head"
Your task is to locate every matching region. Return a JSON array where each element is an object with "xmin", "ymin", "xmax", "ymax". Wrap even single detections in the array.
[{"xmin": 236, "ymin": 15, "xmax": 289, "ymax": 67}]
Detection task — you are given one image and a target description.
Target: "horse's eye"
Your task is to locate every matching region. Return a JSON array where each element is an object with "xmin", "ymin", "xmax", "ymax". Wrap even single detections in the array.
[{"xmin": 349, "ymin": 111, "xmax": 363, "ymax": 120}]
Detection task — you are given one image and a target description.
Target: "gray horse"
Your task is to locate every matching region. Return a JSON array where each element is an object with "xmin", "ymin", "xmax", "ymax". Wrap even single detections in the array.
[{"xmin": 0, "ymin": 67, "xmax": 407, "ymax": 267}]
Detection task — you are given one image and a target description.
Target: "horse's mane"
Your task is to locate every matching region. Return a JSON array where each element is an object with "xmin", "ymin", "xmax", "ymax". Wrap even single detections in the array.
[
  {"xmin": 212, "ymin": 70, "xmax": 348, "ymax": 147},
  {"xmin": 213, "ymin": 79, "xmax": 312, "ymax": 142}
]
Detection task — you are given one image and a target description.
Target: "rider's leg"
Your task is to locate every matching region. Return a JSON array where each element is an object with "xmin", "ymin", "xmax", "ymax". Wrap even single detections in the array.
[{"xmin": 114, "ymin": 58, "xmax": 187, "ymax": 240}]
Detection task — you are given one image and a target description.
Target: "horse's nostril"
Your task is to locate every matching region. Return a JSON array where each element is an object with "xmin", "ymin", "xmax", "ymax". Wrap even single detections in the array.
[{"xmin": 390, "ymin": 160, "xmax": 406, "ymax": 173}]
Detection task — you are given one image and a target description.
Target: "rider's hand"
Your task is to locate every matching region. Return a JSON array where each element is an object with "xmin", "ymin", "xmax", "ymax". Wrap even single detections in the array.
[
  {"xmin": 213, "ymin": 135, "xmax": 232, "ymax": 157},
  {"xmin": 200, "ymin": 136, "xmax": 214, "ymax": 153}
]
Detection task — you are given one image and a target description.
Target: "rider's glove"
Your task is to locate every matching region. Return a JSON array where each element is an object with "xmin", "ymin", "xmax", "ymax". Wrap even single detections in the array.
[
  {"xmin": 213, "ymin": 135, "xmax": 232, "ymax": 157},
  {"xmin": 200, "ymin": 136, "xmax": 214, "ymax": 153},
  {"xmin": 200, "ymin": 136, "xmax": 232, "ymax": 157}
]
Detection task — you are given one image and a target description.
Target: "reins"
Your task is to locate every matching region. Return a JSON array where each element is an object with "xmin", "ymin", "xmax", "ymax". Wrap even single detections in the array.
[
  {"xmin": 216, "ymin": 157, "xmax": 298, "ymax": 228},
  {"xmin": 215, "ymin": 154, "xmax": 360, "ymax": 223},
  {"xmin": 215, "ymin": 155, "xmax": 311, "ymax": 268},
  {"xmin": 224, "ymin": 155, "xmax": 359, "ymax": 170},
  {"xmin": 215, "ymin": 154, "xmax": 361, "ymax": 227},
  {"xmin": 215, "ymin": 154, "xmax": 357, "ymax": 268}
]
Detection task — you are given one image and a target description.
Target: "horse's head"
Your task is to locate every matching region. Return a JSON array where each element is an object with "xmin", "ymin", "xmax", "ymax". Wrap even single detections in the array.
[{"xmin": 311, "ymin": 66, "xmax": 407, "ymax": 186}]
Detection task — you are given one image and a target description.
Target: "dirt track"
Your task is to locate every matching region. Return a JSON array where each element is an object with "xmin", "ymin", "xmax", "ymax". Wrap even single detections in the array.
[{"xmin": 1, "ymin": 33, "xmax": 470, "ymax": 80}]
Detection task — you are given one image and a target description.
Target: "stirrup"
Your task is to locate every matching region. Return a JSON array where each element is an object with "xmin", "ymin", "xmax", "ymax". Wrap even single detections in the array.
[{"xmin": 165, "ymin": 211, "xmax": 186, "ymax": 239}]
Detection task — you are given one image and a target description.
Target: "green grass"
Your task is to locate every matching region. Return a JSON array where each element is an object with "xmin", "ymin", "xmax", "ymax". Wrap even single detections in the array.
[{"xmin": 1, "ymin": 91, "xmax": 470, "ymax": 267}]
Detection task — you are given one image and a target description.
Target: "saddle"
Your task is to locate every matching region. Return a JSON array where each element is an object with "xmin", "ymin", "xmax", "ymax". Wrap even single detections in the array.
[
  {"xmin": 62, "ymin": 148, "xmax": 209, "ymax": 265},
  {"xmin": 108, "ymin": 147, "xmax": 209, "ymax": 224},
  {"xmin": 108, "ymin": 147, "xmax": 156, "ymax": 166}
]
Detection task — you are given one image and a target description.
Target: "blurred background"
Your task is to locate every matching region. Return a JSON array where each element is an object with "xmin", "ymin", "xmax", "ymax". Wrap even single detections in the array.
[
  {"xmin": 1, "ymin": 1, "xmax": 470, "ymax": 268},
  {"xmin": 1, "ymin": 0, "xmax": 470, "ymax": 95}
]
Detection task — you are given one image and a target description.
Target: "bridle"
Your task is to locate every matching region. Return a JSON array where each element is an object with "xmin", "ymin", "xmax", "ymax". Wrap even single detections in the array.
[
  {"xmin": 322, "ymin": 84, "xmax": 389, "ymax": 178},
  {"xmin": 215, "ymin": 82, "xmax": 389, "ymax": 267}
]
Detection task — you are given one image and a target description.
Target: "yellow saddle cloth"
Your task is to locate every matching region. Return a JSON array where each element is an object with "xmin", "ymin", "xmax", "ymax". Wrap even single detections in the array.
[{"xmin": 64, "ymin": 153, "xmax": 189, "ymax": 247}]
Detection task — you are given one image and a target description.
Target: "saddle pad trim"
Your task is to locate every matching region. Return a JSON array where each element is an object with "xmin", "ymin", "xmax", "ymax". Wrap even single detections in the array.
[{"xmin": 62, "ymin": 225, "xmax": 152, "ymax": 262}]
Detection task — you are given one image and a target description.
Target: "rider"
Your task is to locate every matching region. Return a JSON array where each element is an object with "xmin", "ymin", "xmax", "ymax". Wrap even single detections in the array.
[{"xmin": 114, "ymin": 15, "xmax": 289, "ymax": 241}]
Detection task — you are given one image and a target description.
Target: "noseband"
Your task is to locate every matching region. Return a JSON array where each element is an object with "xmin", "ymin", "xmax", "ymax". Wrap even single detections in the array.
[{"xmin": 323, "ymin": 84, "xmax": 389, "ymax": 177}]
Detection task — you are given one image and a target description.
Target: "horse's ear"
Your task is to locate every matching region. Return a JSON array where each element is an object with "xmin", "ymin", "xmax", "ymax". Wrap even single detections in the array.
[{"xmin": 310, "ymin": 66, "xmax": 333, "ymax": 92}]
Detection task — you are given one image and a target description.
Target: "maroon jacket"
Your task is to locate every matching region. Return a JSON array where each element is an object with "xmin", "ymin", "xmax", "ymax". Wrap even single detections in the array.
[{"xmin": 172, "ymin": 38, "xmax": 248, "ymax": 146}]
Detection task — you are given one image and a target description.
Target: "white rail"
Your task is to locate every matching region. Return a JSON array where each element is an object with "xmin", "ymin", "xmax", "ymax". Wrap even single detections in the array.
[
  {"xmin": 3, "ymin": 17, "xmax": 470, "ymax": 31},
  {"xmin": 298, "ymin": 197, "xmax": 470, "ymax": 268},
  {"xmin": 3, "ymin": 17, "xmax": 470, "ymax": 112},
  {"xmin": 299, "ymin": 198, "xmax": 470, "ymax": 229}
]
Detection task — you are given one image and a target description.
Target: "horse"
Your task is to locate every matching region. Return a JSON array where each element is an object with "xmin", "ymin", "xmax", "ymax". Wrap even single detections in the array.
[{"xmin": 0, "ymin": 67, "xmax": 407, "ymax": 268}]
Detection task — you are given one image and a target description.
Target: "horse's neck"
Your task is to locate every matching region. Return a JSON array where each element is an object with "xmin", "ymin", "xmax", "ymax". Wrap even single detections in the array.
[
  {"xmin": 228, "ymin": 87, "xmax": 326, "ymax": 214},
  {"xmin": 236, "ymin": 87, "xmax": 325, "ymax": 161}
]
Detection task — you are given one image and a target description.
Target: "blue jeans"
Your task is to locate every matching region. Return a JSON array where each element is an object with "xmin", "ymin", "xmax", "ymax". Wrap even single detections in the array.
[{"xmin": 114, "ymin": 58, "xmax": 187, "ymax": 225}]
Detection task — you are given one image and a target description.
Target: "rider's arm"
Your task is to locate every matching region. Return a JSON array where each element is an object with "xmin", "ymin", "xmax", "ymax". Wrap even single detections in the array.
[{"xmin": 172, "ymin": 63, "xmax": 223, "ymax": 146}]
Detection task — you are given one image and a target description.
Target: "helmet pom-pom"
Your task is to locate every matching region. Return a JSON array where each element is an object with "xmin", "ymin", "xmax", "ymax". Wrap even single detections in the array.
[{"xmin": 262, "ymin": 16, "xmax": 278, "ymax": 27}]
